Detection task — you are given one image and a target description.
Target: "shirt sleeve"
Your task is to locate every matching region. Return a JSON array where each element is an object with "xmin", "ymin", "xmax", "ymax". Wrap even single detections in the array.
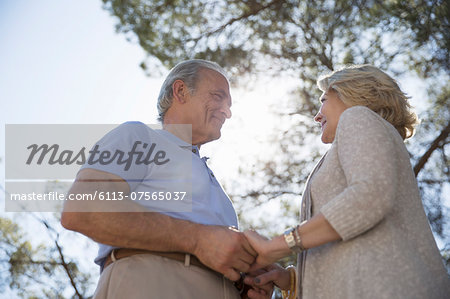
[
  {"xmin": 80, "ymin": 122, "xmax": 151, "ymax": 191},
  {"xmin": 320, "ymin": 106, "xmax": 398, "ymax": 241}
]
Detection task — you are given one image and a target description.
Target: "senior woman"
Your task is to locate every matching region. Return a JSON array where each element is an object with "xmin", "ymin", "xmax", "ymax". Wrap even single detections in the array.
[{"xmin": 243, "ymin": 65, "xmax": 449, "ymax": 299}]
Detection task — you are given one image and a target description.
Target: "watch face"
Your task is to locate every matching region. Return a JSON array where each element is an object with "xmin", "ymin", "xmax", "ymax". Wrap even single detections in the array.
[{"xmin": 284, "ymin": 230, "xmax": 296, "ymax": 247}]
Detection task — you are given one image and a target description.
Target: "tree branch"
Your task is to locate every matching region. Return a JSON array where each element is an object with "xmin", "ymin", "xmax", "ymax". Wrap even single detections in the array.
[
  {"xmin": 231, "ymin": 189, "xmax": 298, "ymax": 200},
  {"xmin": 188, "ymin": 0, "xmax": 286, "ymax": 42},
  {"xmin": 414, "ymin": 120, "xmax": 450, "ymax": 176},
  {"xmin": 39, "ymin": 217, "xmax": 84, "ymax": 299},
  {"xmin": 54, "ymin": 237, "xmax": 84, "ymax": 299}
]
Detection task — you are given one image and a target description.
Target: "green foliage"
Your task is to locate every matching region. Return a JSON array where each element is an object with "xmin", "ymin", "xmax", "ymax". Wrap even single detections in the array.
[
  {"xmin": 0, "ymin": 216, "xmax": 93, "ymax": 298},
  {"xmin": 102, "ymin": 0, "xmax": 257, "ymax": 74},
  {"xmin": 377, "ymin": 0, "xmax": 449, "ymax": 76}
]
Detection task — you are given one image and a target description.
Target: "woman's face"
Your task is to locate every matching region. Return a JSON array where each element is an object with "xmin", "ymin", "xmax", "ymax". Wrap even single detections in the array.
[{"xmin": 314, "ymin": 89, "xmax": 349, "ymax": 144}]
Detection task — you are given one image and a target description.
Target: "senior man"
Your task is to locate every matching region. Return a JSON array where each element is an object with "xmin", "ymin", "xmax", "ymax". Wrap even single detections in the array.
[{"xmin": 61, "ymin": 59, "xmax": 272, "ymax": 299}]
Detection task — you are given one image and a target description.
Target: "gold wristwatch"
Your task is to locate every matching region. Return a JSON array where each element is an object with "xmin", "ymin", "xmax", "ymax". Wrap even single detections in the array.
[{"xmin": 283, "ymin": 226, "xmax": 304, "ymax": 253}]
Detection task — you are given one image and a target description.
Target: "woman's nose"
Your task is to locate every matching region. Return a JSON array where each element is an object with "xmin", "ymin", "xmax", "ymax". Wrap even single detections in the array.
[{"xmin": 314, "ymin": 111, "xmax": 322, "ymax": 123}]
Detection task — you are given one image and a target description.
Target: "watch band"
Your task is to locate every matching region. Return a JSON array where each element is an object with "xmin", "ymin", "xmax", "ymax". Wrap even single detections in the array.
[{"xmin": 284, "ymin": 226, "xmax": 303, "ymax": 253}]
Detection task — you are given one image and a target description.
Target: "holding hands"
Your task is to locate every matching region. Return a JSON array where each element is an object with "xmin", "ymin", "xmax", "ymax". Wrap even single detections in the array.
[
  {"xmin": 193, "ymin": 225, "xmax": 257, "ymax": 281},
  {"xmin": 193, "ymin": 226, "xmax": 275, "ymax": 298},
  {"xmin": 243, "ymin": 229, "xmax": 291, "ymax": 271},
  {"xmin": 241, "ymin": 229, "xmax": 297, "ymax": 298},
  {"xmin": 194, "ymin": 225, "xmax": 298, "ymax": 298}
]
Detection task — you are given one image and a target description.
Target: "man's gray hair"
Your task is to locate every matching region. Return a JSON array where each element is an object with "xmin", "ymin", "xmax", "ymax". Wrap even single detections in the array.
[{"xmin": 157, "ymin": 59, "xmax": 229, "ymax": 122}]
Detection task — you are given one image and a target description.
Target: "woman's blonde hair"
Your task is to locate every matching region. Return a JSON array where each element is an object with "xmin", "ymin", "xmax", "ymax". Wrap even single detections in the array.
[{"xmin": 317, "ymin": 64, "xmax": 418, "ymax": 139}]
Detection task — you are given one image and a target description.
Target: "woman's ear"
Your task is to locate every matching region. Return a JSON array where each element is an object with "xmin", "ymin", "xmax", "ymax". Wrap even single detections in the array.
[{"xmin": 172, "ymin": 79, "xmax": 188, "ymax": 104}]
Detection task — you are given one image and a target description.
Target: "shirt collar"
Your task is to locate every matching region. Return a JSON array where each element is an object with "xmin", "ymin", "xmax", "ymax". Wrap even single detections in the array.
[
  {"xmin": 156, "ymin": 129, "xmax": 207, "ymax": 158},
  {"xmin": 156, "ymin": 129, "xmax": 191, "ymax": 147}
]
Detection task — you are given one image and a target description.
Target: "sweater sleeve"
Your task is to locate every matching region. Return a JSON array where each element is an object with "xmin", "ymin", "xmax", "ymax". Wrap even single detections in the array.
[{"xmin": 320, "ymin": 106, "xmax": 398, "ymax": 241}]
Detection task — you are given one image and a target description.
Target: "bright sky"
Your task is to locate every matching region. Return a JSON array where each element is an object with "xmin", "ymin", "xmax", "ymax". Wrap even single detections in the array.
[
  {"xmin": 0, "ymin": 0, "xmax": 162, "ymax": 125},
  {"xmin": 0, "ymin": 0, "xmax": 444, "ymax": 296}
]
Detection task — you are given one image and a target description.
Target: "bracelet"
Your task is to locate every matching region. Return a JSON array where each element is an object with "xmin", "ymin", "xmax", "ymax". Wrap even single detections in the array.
[
  {"xmin": 281, "ymin": 266, "xmax": 297, "ymax": 299},
  {"xmin": 293, "ymin": 225, "xmax": 306, "ymax": 251}
]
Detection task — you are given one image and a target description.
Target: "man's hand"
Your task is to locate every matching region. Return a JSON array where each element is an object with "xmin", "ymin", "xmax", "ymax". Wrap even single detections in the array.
[{"xmin": 193, "ymin": 225, "xmax": 257, "ymax": 281}]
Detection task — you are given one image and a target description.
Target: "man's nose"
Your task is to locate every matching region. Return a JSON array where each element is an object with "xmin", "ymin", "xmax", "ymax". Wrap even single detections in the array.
[{"xmin": 222, "ymin": 105, "xmax": 232, "ymax": 119}]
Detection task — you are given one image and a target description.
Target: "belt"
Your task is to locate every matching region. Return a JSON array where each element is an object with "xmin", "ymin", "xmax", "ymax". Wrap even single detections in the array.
[
  {"xmin": 103, "ymin": 248, "xmax": 248, "ymax": 297},
  {"xmin": 103, "ymin": 248, "xmax": 210, "ymax": 272}
]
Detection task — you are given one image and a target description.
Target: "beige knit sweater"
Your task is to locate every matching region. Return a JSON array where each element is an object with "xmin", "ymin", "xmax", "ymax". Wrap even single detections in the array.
[{"xmin": 299, "ymin": 106, "xmax": 449, "ymax": 299}]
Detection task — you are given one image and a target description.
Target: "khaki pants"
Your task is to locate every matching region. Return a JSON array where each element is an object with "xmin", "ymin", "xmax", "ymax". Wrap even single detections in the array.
[{"xmin": 93, "ymin": 253, "xmax": 240, "ymax": 299}]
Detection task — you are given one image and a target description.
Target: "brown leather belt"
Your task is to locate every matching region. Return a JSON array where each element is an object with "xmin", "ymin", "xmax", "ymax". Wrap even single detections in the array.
[
  {"xmin": 103, "ymin": 248, "xmax": 211, "ymax": 272},
  {"xmin": 103, "ymin": 248, "xmax": 247, "ymax": 297}
]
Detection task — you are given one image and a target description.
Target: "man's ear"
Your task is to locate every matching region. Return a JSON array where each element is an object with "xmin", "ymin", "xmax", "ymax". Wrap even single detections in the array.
[{"xmin": 172, "ymin": 80, "xmax": 188, "ymax": 104}]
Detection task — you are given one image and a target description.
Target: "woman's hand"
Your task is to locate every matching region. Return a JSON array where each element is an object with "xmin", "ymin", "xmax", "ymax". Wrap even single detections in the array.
[
  {"xmin": 244, "ymin": 229, "xmax": 291, "ymax": 270},
  {"xmin": 242, "ymin": 267, "xmax": 275, "ymax": 299},
  {"xmin": 244, "ymin": 264, "xmax": 291, "ymax": 298}
]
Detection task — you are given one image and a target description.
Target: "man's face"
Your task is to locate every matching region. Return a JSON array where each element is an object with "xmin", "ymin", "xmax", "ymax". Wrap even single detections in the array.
[{"xmin": 186, "ymin": 68, "xmax": 232, "ymax": 145}]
